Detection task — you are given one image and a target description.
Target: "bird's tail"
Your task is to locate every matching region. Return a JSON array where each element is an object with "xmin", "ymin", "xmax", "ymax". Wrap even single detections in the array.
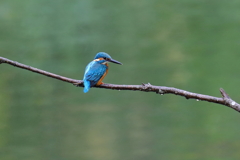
[{"xmin": 83, "ymin": 80, "xmax": 91, "ymax": 93}]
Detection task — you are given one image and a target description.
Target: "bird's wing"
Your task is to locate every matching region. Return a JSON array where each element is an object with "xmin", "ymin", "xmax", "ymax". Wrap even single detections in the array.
[{"xmin": 83, "ymin": 61, "xmax": 107, "ymax": 86}]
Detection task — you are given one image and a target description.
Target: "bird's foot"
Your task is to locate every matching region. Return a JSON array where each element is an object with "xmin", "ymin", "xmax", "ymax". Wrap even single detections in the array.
[
  {"xmin": 96, "ymin": 82, "xmax": 104, "ymax": 86},
  {"xmin": 73, "ymin": 80, "xmax": 83, "ymax": 87}
]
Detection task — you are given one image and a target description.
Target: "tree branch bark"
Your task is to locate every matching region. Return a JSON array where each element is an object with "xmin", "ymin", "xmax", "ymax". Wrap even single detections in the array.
[{"xmin": 1, "ymin": 56, "xmax": 239, "ymax": 113}]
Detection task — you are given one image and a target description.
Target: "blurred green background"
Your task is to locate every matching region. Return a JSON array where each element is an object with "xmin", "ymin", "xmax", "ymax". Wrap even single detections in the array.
[{"xmin": 1, "ymin": 0, "xmax": 240, "ymax": 160}]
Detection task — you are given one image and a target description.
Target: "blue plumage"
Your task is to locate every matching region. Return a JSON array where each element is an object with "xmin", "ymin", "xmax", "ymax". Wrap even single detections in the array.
[
  {"xmin": 83, "ymin": 80, "xmax": 90, "ymax": 93},
  {"xmin": 83, "ymin": 61, "xmax": 107, "ymax": 93},
  {"xmin": 83, "ymin": 52, "xmax": 122, "ymax": 93},
  {"xmin": 94, "ymin": 52, "xmax": 111, "ymax": 59}
]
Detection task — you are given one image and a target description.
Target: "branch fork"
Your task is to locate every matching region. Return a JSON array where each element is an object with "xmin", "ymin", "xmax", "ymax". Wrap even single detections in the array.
[{"xmin": 141, "ymin": 83, "xmax": 153, "ymax": 92}]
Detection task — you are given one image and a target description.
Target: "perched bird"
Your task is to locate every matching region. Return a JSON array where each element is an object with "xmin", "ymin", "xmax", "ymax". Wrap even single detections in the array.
[{"xmin": 83, "ymin": 52, "xmax": 122, "ymax": 93}]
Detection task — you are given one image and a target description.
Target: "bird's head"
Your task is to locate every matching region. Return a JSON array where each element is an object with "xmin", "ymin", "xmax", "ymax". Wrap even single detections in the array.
[{"xmin": 94, "ymin": 52, "xmax": 122, "ymax": 65}]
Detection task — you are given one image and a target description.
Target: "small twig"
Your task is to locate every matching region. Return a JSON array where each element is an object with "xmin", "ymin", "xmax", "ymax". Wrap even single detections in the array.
[
  {"xmin": 220, "ymin": 88, "xmax": 230, "ymax": 99},
  {"xmin": 1, "ymin": 56, "xmax": 240, "ymax": 113},
  {"xmin": 219, "ymin": 88, "xmax": 239, "ymax": 112}
]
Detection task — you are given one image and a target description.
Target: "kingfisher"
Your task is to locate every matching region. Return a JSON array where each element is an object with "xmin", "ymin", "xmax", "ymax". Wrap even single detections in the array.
[{"xmin": 83, "ymin": 52, "xmax": 122, "ymax": 93}]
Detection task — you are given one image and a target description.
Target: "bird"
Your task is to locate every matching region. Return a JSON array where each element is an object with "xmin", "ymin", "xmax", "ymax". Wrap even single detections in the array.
[{"xmin": 83, "ymin": 52, "xmax": 122, "ymax": 93}]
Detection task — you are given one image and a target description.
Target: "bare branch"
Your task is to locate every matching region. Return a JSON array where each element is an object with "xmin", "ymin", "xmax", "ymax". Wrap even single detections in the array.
[
  {"xmin": 0, "ymin": 57, "xmax": 81, "ymax": 84},
  {"xmin": 1, "ymin": 56, "xmax": 240, "ymax": 112}
]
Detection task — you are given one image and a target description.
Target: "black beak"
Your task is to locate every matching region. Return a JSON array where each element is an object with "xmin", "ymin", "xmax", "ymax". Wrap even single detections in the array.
[{"xmin": 108, "ymin": 58, "xmax": 122, "ymax": 65}]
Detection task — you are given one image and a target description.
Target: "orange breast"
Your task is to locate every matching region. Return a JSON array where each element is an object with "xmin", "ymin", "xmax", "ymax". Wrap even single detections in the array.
[{"xmin": 96, "ymin": 64, "xmax": 109, "ymax": 86}]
